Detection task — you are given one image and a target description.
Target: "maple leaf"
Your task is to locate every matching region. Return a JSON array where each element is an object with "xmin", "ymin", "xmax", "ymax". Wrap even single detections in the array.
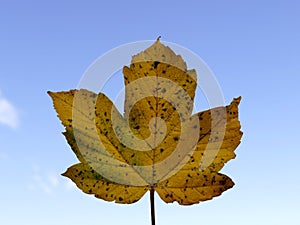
[{"xmin": 48, "ymin": 38, "xmax": 242, "ymax": 215}]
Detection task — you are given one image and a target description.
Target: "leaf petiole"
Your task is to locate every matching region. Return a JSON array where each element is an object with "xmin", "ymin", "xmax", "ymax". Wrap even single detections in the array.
[{"xmin": 150, "ymin": 188, "xmax": 155, "ymax": 225}]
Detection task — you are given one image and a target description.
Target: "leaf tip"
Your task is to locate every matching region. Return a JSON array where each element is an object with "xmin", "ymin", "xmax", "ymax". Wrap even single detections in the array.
[
  {"xmin": 235, "ymin": 96, "xmax": 242, "ymax": 101},
  {"xmin": 233, "ymin": 96, "xmax": 242, "ymax": 105},
  {"xmin": 61, "ymin": 170, "xmax": 68, "ymax": 177}
]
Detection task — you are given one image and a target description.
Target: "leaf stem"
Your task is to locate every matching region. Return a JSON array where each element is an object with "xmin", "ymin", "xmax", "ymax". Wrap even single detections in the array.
[{"xmin": 150, "ymin": 188, "xmax": 155, "ymax": 225}]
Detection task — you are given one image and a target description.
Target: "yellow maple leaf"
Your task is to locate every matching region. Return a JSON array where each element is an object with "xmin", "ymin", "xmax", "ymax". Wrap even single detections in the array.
[{"xmin": 48, "ymin": 39, "xmax": 242, "ymax": 208}]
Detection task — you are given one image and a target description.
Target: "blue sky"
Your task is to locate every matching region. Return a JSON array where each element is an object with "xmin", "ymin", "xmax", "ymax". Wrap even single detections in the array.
[{"xmin": 1, "ymin": 1, "xmax": 300, "ymax": 224}]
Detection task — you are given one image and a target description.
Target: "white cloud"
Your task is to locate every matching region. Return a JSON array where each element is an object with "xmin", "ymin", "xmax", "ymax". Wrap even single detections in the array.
[
  {"xmin": 28, "ymin": 166, "xmax": 59, "ymax": 195},
  {"xmin": 27, "ymin": 165, "xmax": 75, "ymax": 195},
  {"xmin": 0, "ymin": 91, "xmax": 19, "ymax": 128}
]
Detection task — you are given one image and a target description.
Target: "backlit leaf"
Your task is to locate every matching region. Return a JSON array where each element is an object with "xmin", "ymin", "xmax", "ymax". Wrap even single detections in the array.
[{"xmin": 48, "ymin": 38, "xmax": 242, "ymax": 205}]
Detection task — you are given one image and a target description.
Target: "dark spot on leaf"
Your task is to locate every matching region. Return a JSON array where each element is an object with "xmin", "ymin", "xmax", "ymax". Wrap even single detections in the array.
[
  {"xmin": 212, "ymin": 176, "xmax": 216, "ymax": 184},
  {"xmin": 153, "ymin": 61, "xmax": 160, "ymax": 69},
  {"xmin": 219, "ymin": 178, "xmax": 227, "ymax": 185}
]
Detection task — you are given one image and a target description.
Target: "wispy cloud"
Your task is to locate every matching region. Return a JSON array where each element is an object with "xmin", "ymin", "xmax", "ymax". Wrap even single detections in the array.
[
  {"xmin": 0, "ymin": 90, "xmax": 19, "ymax": 128},
  {"xmin": 27, "ymin": 165, "xmax": 76, "ymax": 195},
  {"xmin": 27, "ymin": 165, "xmax": 58, "ymax": 195}
]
